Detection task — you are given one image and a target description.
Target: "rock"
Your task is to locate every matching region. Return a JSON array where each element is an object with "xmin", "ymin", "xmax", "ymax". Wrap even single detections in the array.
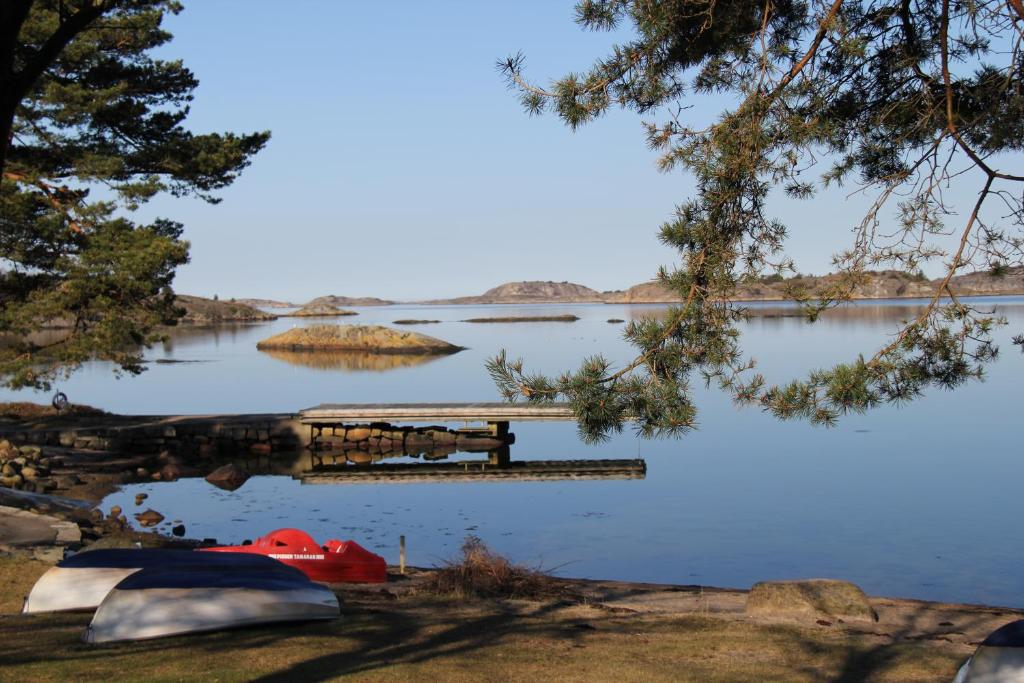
[
  {"xmin": 0, "ymin": 475, "xmax": 23, "ymax": 488},
  {"xmin": 404, "ymin": 434, "xmax": 432, "ymax": 451},
  {"xmin": 286, "ymin": 303, "xmax": 359, "ymax": 317},
  {"xmin": 18, "ymin": 445, "xmax": 41, "ymax": 458},
  {"xmin": 1, "ymin": 463, "xmax": 17, "ymax": 477},
  {"xmin": 54, "ymin": 474, "xmax": 82, "ymax": 488},
  {"xmin": 0, "ymin": 439, "xmax": 14, "ymax": 457},
  {"xmin": 135, "ymin": 467, "xmax": 149, "ymax": 478},
  {"xmin": 255, "ymin": 324, "xmax": 465, "ymax": 355},
  {"xmin": 346, "ymin": 427, "xmax": 371, "ymax": 442},
  {"xmin": 20, "ymin": 466, "xmax": 39, "ymax": 481},
  {"xmin": 159, "ymin": 463, "xmax": 198, "ymax": 481},
  {"xmin": 205, "ymin": 463, "xmax": 250, "ymax": 491},
  {"xmin": 427, "ymin": 430, "xmax": 457, "ymax": 446},
  {"xmin": 158, "ymin": 450, "xmax": 183, "ymax": 465},
  {"xmin": 171, "ymin": 524, "xmax": 186, "ymax": 537},
  {"xmin": 134, "ymin": 509, "xmax": 165, "ymax": 527},
  {"xmin": 12, "ymin": 457, "xmax": 27, "ymax": 467},
  {"xmin": 134, "ymin": 493, "xmax": 148, "ymax": 505},
  {"xmin": 108, "ymin": 505, "xmax": 122, "ymax": 519},
  {"xmin": 745, "ymin": 579, "xmax": 878, "ymax": 622}
]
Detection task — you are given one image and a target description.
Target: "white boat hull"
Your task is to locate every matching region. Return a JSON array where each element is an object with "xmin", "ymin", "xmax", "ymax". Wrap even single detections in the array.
[
  {"xmin": 85, "ymin": 583, "xmax": 339, "ymax": 643},
  {"xmin": 23, "ymin": 566, "xmax": 141, "ymax": 614}
]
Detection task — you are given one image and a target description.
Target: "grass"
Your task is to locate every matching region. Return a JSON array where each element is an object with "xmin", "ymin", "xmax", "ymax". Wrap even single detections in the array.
[
  {"xmin": 0, "ymin": 402, "xmax": 107, "ymax": 420},
  {"xmin": 0, "ymin": 556, "xmax": 978, "ymax": 681}
]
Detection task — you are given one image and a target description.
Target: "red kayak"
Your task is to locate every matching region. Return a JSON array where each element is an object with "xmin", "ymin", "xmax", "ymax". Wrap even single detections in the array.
[{"xmin": 202, "ymin": 528, "xmax": 387, "ymax": 583}]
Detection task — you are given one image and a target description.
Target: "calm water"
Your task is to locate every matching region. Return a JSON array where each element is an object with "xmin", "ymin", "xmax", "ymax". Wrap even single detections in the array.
[{"xmin": 3, "ymin": 298, "xmax": 1022, "ymax": 606}]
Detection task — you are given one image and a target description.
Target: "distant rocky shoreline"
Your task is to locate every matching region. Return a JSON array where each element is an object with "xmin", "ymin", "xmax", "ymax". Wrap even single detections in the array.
[
  {"xmin": 247, "ymin": 268, "xmax": 1024, "ymax": 307},
  {"xmin": 180, "ymin": 267, "xmax": 1024, "ymax": 321}
]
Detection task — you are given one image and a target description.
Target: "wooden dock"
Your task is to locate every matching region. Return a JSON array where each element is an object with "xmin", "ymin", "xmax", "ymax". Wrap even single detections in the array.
[
  {"xmin": 299, "ymin": 402, "xmax": 575, "ymax": 424},
  {"xmin": 296, "ymin": 458, "xmax": 646, "ymax": 484}
]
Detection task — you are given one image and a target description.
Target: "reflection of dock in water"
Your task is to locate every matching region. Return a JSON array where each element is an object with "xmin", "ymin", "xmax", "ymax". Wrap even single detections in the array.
[
  {"xmin": 296, "ymin": 456, "xmax": 646, "ymax": 483},
  {"xmin": 296, "ymin": 402, "xmax": 645, "ymax": 483}
]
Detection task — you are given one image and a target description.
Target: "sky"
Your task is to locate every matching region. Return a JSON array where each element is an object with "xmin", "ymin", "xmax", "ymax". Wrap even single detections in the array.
[{"xmin": 133, "ymin": 1, "xmax": 992, "ymax": 303}]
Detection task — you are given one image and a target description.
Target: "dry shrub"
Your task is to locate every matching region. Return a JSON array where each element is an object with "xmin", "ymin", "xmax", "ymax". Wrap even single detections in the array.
[
  {"xmin": 426, "ymin": 536, "xmax": 563, "ymax": 600},
  {"xmin": 0, "ymin": 402, "xmax": 107, "ymax": 420}
]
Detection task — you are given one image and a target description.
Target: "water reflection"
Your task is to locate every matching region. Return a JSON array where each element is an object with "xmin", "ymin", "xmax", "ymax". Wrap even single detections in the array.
[{"xmin": 259, "ymin": 348, "xmax": 450, "ymax": 372}]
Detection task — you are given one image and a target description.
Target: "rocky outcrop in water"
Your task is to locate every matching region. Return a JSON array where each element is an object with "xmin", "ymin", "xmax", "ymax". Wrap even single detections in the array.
[
  {"xmin": 256, "ymin": 325, "xmax": 464, "ymax": 356},
  {"xmin": 304, "ymin": 294, "xmax": 394, "ymax": 307},
  {"xmin": 285, "ymin": 303, "xmax": 358, "ymax": 317},
  {"xmin": 256, "ymin": 324, "xmax": 464, "ymax": 355}
]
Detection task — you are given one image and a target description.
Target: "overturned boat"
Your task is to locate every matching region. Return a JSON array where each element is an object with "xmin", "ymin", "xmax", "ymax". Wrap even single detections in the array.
[
  {"xmin": 954, "ymin": 619, "xmax": 1024, "ymax": 683},
  {"xmin": 203, "ymin": 528, "xmax": 387, "ymax": 583},
  {"xmin": 84, "ymin": 568, "xmax": 340, "ymax": 644},
  {"xmin": 23, "ymin": 548, "xmax": 303, "ymax": 614}
]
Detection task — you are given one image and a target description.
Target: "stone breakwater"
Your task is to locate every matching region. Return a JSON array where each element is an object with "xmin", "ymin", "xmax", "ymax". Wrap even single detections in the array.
[
  {"xmin": 311, "ymin": 424, "xmax": 514, "ymax": 458},
  {"xmin": 0, "ymin": 414, "xmax": 304, "ymax": 457}
]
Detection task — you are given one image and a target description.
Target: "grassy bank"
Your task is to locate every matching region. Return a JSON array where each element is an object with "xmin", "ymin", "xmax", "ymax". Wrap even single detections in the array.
[{"xmin": 1, "ymin": 556, "xmax": 1008, "ymax": 682}]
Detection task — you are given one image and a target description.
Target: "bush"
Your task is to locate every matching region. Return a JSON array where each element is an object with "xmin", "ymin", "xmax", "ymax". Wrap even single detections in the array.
[{"xmin": 425, "ymin": 536, "xmax": 562, "ymax": 599}]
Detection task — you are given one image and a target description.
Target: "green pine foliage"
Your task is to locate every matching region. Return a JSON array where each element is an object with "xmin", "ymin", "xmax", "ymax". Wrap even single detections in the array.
[
  {"xmin": 0, "ymin": 1, "xmax": 268, "ymax": 389},
  {"xmin": 491, "ymin": 0, "xmax": 1024, "ymax": 441}
]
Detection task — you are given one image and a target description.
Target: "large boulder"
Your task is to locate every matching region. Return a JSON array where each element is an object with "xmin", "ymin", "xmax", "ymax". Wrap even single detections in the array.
[
  {"xmin": 256, "ymin": 324, "xmax": 464, "ymax": 355},
  {"xmin": 205, "ymin": 463, "xmax": 251, "ymax": 491},
  {"xmin": 745, "ymin": 579, "xmax": 878, "ymax": 622}
]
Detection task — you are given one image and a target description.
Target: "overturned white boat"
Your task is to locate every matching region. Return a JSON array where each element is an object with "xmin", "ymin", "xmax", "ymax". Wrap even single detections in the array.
[
  {"xmin": 954, "ymin": 619, "xmax": 1024, "ymax": 683},
  {"xmin": 23, "ymin": 548, "xmax": 303, "ymax": 614},
  {"xmin": 84, "ymin": 568, "xmax": 340, "ymax": 643}
]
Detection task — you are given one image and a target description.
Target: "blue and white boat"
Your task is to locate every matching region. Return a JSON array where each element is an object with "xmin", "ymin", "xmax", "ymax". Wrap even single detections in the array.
[{"xmin": 23, "ymin": 548, "xmax": 304, "ymax": 614}]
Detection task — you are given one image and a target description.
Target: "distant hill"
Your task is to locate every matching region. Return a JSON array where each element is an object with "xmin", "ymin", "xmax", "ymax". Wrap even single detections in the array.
[
  {"xmin": 176, "ymin": 295, "xmax": 277, "ymax": 324},
  {"xmin": 609, "ymin": 267, "xmax": 1024, "ymax": 303},
  {"xmin": 425, "ymin": 280, "xmax": 606, "ymax": 305},
  {"xmin": 305, "ymin": 294, "xmax": 395, "ymax": 307},
  {"xmin": 244, "ymin": 268, "xmax": 1024, "ymax": 309}
]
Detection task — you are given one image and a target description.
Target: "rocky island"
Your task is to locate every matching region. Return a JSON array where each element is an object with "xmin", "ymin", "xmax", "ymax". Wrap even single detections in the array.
[
  {"xmin": 284, "ymin": 303, "xmax": 358, "ymax": 318},
  {"xmin": 175, "ymin": 295, "xmax": 277, "ymax": 324},
  {"xmin": 255, "ymin": 324, "xmax": 464, "ymax": 355}
]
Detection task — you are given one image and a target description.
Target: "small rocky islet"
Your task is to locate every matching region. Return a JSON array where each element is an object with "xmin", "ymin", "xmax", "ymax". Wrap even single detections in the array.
[
  {"xmin": 255, "ymin": 324, "xmax": 465, "ymax": 355},
  {"xmin": 283, "ymin": 303, "xmax": 358, "ymax": 318}
]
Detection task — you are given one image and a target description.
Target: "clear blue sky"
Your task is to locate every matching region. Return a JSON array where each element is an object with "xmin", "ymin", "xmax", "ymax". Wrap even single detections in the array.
[{"xmin": 137, "ymin": 1, "xmax": 983, "ymax": 302}]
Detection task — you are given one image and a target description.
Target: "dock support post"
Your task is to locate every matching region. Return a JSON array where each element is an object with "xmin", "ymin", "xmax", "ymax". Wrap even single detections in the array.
[
  {"xmin": 399, "ymin": 535, "xmax": 406, "ymax": 575},
  {"xmin": 486, "ymin": 420, "xmax": 509, "ymax": 438},
  {"xmin": 488, "ymin": 445, "xmax": 511, "ymax": 467}
]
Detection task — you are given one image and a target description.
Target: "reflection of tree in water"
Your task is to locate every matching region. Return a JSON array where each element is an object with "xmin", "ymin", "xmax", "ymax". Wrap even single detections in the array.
[
  {"xmin": 160, "ymin": 323, "xmax": 262, "ymax": 354},
  {"xmin": 259, "ymin": 348, "xmax": 448, "ymax": 372}
]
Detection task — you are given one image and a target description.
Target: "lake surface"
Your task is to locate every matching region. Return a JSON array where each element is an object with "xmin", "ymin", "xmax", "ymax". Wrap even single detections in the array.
[{"xmin": 3, "ymin": 298, "xmax": 1023, "ymax": 606}]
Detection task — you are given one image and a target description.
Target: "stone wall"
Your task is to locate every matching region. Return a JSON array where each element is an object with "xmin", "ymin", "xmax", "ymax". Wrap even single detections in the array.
[
  {"xmin": 313, "ymin": 423, "xmax": 514, "ymax": 458},
  {"xmin": 0, "ymin": 414, "xmax": 305, "ymax": 456}
]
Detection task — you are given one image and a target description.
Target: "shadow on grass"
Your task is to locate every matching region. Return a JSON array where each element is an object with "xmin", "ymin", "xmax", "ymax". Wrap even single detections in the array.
[{"xmin": 2, "ymin": 593, "xmax": 1022, "ymax": 681}]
